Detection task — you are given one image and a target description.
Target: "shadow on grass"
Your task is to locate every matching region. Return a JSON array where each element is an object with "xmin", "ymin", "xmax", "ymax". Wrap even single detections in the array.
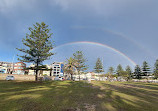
[
  {"xmin": 0, "ymin": 80, "xmax": 158, "ymax": 111},
  {"xmin": 122, "ymin": 82, "xmax": 158, "ymax": 90},
  {"xmin": 98, "ymin": 81, "xmax": 158, "ymax": 111}
]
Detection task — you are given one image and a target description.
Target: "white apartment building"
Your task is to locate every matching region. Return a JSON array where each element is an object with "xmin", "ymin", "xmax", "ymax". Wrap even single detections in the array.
[{"xmin": 50, "ymin": 62, "xmax": 64, "ymax": 77}]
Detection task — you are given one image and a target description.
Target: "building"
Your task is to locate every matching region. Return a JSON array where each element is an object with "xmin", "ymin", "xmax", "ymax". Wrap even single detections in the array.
[
  {"xmin": 50, "ymin": 62, "xmax": 64, "ymax": 77},
  {"xmin": 0, "ymin": 61, "xmax": 13, "ymax": 74},
  {"xmin": 0, "ymin": 61, "xmax": 27, "ymax": 74},
  {"xmin": 27, "ymin": 62, "xmax": 65, "ymax": 77},
  {"xmin": 12, "ymin": 62, "xmax": 26, "ymax": 75},
  {"xmin": 28, "ymin": 64, "xmax": 55, "ymax": 76},
  {"xmin": 28, "ymin": 64, "xmax": 35, "ymax": 75},
  {"xmin": 42, "ymin": 65, "xmax": 51, "ymax": 76},
  {"xmin": 0, "ymin": 66, "xmax": 7, "ymax": 73},
  {"xmin": 0, "ymin": 61, "xmax": 65, "ymax": 76}
]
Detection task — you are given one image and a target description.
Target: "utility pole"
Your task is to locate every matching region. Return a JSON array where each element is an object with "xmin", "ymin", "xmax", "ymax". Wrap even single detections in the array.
[{"xmin": 11, "ymin": 54, "xmax": 15, "ymax": 74}]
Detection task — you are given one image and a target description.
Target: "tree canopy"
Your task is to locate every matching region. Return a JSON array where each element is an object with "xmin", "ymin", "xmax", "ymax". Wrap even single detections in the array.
[
  {"xmin": 17, "ymin": 22, "xmax": 54, "ymax": 81},
  {"xmin": 63, "ymin": 57, "xmax": 77, "ymax": 80},
  {"xmin": 134, "ymin": 65, "xmax": 142, "ymax": 79},
  {"xmin": 154, "ymin": 59, "xmax": 158, "ymax": 79},
  {"xmin": 108, "ymin": 67, "xmax": 114, "ymax": 75},
  {"xmin": 73, "ymin": 51, "xmax": 88, "ymax": 80},
  {"xmin": 142, "ymin": 61, "xmax": 151, "ymax": 77},
  {"xmin": 94, "ymin": 58, "xmax": 104, "ymax": 73},
  {"xmin": 125, "ymin": 65, "xmax": 133, "ymax": 79},
  {"xmin": 116, "ymin": 64, "xmax": 123, "ymax": 76}
]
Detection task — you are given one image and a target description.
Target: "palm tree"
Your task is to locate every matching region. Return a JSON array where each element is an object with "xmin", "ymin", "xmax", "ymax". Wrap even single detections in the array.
[{"xmin": 63, "ymin": 57, "xmax": 77, "ymax": 80}]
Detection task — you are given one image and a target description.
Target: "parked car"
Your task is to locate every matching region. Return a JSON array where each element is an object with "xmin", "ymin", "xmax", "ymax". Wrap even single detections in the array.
[
  {"xmin": 54, "ymin": 77, "xmax": 62, "ymax": 81},
  {"xmin": 6, "ymin": 75, "xmax": 15, "ymax": 80},
  {"xmin": 91, "ymin": 78, "xmax": 95, "ymax": 81},
  {"xmin": 54, "ymin": 77, "xmax": 65, "ymax": 81}
]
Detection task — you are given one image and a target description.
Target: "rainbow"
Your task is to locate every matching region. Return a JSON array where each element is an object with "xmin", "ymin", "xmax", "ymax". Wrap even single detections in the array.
[
  {"xmin": 53, "ymin": 41, "xmax": 137, "ymax": 66},
  {"xmin": 72, "ymin": 26, "xmax": 156, "ymax": 59}
]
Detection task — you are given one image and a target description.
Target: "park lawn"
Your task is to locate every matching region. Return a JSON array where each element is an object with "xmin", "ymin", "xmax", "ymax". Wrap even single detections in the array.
[{"xmin": 0, "ymin": 80, "xmax": 158, "ymax": 111}]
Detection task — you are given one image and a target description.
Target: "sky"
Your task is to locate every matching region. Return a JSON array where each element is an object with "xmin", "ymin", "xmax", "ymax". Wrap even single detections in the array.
[{"xmin": 0, "ymin": 0, "xmax": 158, "ymax": 72}]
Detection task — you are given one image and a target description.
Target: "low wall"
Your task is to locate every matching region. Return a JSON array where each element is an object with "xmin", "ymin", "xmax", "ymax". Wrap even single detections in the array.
[
  {"xmin": 0, "ymin": 74, "xmax": 56, "ymax": 81},
  {"xmin": 0, "ymin": 74, "xmax": 35, "ymax": 81}
]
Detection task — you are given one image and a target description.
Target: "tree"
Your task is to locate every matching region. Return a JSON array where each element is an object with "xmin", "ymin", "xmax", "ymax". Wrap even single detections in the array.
[
  {"xmin": 116, "ymin": 64, "xmax": 123, "ymax": 76},
  {"xmin": 134, "ymin": 65, "xmax": 142, "ymax": 79},
  {"xmin": 94, "ymin": 58, "xmax": 104, "ymax": 73},
  {"xmin": 125, "ymin": 65, "xmax": 133, "ymax": 79},
  {"xmin": 142, "ymin": 61, "xmax": 151, "ymax": 78},
  {"xmin": 73, "ymin": 51, "xmax": 88, "ymax": 81},
  {"xmin": 154, "ymin": 59, "xmax": 158, "ymax": 79},
  {"xmin": 63, "ymin": 57, "xmax": 77, "ymax": 80},
  {"xmin": 119, "ymin": 71, "xmax": 129, "ymax": 81},
  {"xmin": 17, "ymin": 22, "xmax": 54, "ymax": 81},
  {"xmin": 108, "ymin": 67, "xmax": 114, "ymax": 75},
  {"xmin": 94, "ymin": 58, "xmax": 104, "ymax": 80}
]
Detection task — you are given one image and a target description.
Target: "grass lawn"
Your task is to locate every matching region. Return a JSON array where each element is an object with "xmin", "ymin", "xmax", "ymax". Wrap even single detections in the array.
[{"xmin": 0, "ymin": 80, "xmax": 158, "ymax": 111}]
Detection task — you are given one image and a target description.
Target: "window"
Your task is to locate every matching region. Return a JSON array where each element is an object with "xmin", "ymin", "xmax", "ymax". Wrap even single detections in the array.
[
  {"xmin": 54, "ymin": 65, "xmax": 59, "ymax": 67},
  {"xmin": 18, "ymin": 67, "xmax": 23, "ymax": 69}
]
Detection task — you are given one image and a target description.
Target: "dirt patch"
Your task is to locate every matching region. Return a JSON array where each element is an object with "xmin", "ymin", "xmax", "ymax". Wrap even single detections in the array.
[
  {"xmin": 63, "ymin": 103, "xmax": 96, "ymax": 111},
  {"xmin": 84, "ymin": 103, "xmax": 96, "ymax": 111}
]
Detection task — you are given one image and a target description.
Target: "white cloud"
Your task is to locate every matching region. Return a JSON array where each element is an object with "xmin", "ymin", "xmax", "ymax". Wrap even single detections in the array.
[
  {"xmin": 0, "ymin": 0, "xmax": 37, "ymax": 14},
  {"xmin": 52, "ymin": 0, "xmax": 146, "ymax": 17},
  {"xmin": 0, "ymin": 0, "xmax": 154, "ymax": 18}
]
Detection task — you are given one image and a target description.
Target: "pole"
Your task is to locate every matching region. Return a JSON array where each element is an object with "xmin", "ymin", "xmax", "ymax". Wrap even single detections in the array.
[{"xmin": 11, "ymin": 54, "xmax": 15, "ymax": 74}]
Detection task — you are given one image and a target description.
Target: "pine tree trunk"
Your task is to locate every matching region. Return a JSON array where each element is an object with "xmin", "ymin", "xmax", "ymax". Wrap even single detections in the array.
[
  {"xmin": 35, "ymin": 60, "xmax": 39, "ymax": 81},
  {"xmin": 78, "ymin": 70, "xmax": 80, "ymax": 81},
  {"xmin": 35, "ymin": 70, "xmax": 38, "ymax": 81},
  {"xmin": 50, "ymin": 69, "xmax": 52, "ymax": 76},
  {"xmin": 71, "ymin": 74, "xmax": 73, "ymax": 80},
  {"xmin": 98, "ymin": 73, "xmax": 100, "ymax": 81}
]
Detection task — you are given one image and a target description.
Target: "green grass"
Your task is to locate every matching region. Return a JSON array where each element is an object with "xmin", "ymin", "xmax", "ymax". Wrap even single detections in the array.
[{"xmin": 0, "ymin": 80, "xmax": 158, "ymax": 111}]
